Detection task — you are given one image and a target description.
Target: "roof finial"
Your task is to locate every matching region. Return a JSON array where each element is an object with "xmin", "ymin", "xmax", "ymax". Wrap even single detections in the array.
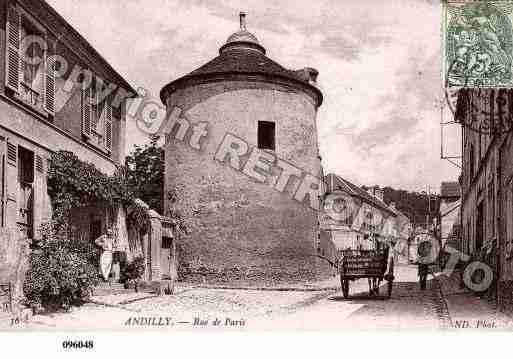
[{"xmin": 239, "ymin": 12, "xmax": 247, "ymax": 31}]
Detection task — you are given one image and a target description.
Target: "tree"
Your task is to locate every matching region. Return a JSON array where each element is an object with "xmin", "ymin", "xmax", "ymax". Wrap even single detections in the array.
[
  {"xmin": 362, "ymin": 185, "xmax": 440, "ymax": 228},
  {"xmin": 125, "ymin": 137, "xmax": 164, "ymax": 214}
]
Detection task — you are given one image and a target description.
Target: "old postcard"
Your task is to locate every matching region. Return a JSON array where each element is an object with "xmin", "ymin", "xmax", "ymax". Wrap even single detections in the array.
[{"xmin": 0, "ymin": 0, "xmax": 512, "ymax": 350}]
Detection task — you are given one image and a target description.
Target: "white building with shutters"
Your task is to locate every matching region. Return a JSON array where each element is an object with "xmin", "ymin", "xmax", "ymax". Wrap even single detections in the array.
[
  {"xmin": 319, "ymin": 174, "xmax": 401, "ymax": 266},
  {"xmin": 0, "ymin": 0, "xmax": 136, "ymax": 261}
]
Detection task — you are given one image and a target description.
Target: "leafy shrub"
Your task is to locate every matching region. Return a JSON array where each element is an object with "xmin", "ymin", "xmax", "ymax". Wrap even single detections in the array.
[
  {"xmin": 125, "ymin": 137, "xmax": 164, "ymax": 214},
  {"xmin": 23, "ymin": 223, "xmax": 100, "ymax": 312},
  {"xmin": 121, "ymin": 256, "xmax": 145, "ymax": 286}
]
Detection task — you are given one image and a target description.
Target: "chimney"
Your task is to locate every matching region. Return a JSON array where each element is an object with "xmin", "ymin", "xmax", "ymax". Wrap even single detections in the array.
[
  {"xmin": 373, "ymin": 187, "xmax": 384, "ymax": 202},
  {"xmin": 240, "ymin": 12, "xmax": 247, "ymax": 31},
  {"xmin": 295, "ymin": 67, "xmax": 319, "ymax": 84},
  {"xmin": 305, "ymin": 67, "xmax": 319, "ymax": 83}
]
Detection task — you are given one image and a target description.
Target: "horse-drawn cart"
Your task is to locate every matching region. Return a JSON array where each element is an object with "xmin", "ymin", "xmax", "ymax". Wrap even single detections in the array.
[{"xmin": 339, "ymin": 247, "xmax": 394, "ymax": 299}]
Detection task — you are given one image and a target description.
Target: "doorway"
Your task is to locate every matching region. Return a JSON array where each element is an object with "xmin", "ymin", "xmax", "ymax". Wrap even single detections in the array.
[{"xmin": 476, "ymin": 201, "xmax": 484, "ymax": 251}]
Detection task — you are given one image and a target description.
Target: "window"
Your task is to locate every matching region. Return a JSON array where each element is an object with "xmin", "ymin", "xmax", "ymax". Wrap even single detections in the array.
[
  {"xmin": 469, "ymin": 144, "xmax": 475, "ymax": 181},
  {"xmin": 488, "ymin": 179, "xmax": 495, "ymax": 238},
  {"xmin": 17, "ymin": 146, "xmax": 34, "ymax": 239},
  {"xmin": 507, "ymin": 182, "xmax": 513, "ymax": 259},
  {"xmin": 81, "ymin": 84, "xmax": 113, "ymax": 152},
  {"xmin": 466, "ymin": 221, "xmax": 471, "ymax": 254},
  {"xmin": 19, "ymin": 16, "xmax": 43, "ymax": 108},
  {"xmin": 91, "ymin": 86, "xmax": 106, "ymax": 146},
  {"xmin": 18, "ymin": 146, "xmax": 34, "ymax": 185},
  {"xmin": 478, "ymin": 129, "xmax": 482, "ymax": 160},
  {"xmin": 476, "ymin": 201, "xmax": 484, "ymax": 251},
  {"xmin": 257, "ymin": 121, "xmax": 275, "ymax": 150},
  {"xmin": 5, "ymin": 4, "xmax": 55, "ymax": 114},
  {"xmin": 0, "ymin": 139, "xmax": 5, "ymax": 227}
]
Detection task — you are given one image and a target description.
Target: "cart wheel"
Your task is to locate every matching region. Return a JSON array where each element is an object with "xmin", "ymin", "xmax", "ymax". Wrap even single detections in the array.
[
  {"xmin": 375, "ymin": 280, "xmax": 382, "ymax": 296},
  {"xmin": 387, "ymin": 280, "xmax": 393, "ymax": 298},
  {"xmin": 369, "ymin": 278, "xmax": 379, "ymax": 296},
  {"xmin": 341, "ymin": 279, "xmax": 349, "ymax": 299}
]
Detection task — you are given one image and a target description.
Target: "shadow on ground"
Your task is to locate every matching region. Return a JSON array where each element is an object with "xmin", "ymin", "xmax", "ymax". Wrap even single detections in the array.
[
  {"xmin": 326, "ymin": 279, "xmax": 445, "ymax": 328},
  {"xmin": 329, "ymin": 280, "xmax": 432, "ymax": 301}
]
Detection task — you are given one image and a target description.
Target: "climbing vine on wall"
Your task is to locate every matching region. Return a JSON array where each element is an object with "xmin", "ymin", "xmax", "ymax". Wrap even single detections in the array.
[{"xmin": 47, "ymin": 151, "xmax": 135, "ymax": 225}]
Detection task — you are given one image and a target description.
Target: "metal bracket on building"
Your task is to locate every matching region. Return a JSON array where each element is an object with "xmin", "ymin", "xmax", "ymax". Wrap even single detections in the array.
[{"xmin": 440, "ymin": 103, "xmax": 462, "ymax": 169}]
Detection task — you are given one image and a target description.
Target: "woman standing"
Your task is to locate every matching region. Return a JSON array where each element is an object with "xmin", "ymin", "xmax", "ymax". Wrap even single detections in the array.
[{"xmin": 95, "ymin": 228, "xmax": 115, "ymax": 282}]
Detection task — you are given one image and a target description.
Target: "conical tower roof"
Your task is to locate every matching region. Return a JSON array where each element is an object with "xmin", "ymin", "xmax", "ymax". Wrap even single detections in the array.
[{"xmin": 160, "ymin": 12, "xmax": 322, "ymax": 106}]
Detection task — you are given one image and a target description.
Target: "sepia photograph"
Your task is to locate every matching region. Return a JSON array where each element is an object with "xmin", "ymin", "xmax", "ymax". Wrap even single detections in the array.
[{"xmin": 0, "ymin": 0, "xmax": 512, "ymax": 353}]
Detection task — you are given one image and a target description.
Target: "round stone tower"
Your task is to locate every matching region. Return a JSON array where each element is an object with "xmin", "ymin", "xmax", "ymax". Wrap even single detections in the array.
[{"xmin": 160, "ymin": 13, "xmax": 327, "ymax": 283}]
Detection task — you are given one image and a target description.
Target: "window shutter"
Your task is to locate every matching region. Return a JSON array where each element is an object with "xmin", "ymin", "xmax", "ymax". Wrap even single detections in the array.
[
  {"xmin": 105, "ymin": 103, "xmax": 112, "ymax": 151},
  {"xmin": 81, "ymin": 88, "xmax": 92, "ymax": 138},
  {"xmin": 33, "ymin": 154, "xmax": 45, "ymax": 239},
  {"xmin": 4, "ymin": 140, "xmax": 17, "ymax": 222},
  {"xmin": 0, "ymin": 138, "xmax": 5, "ymax": 227},
  {"xmin": 44, "ymin": 37, "xmax": 55, "ymax": 115},
  {"xmin": 5, "ymin": 5, "xmax": 20, "ymax": 92},
  {"xmin": 35, "ymin": 154, "xmax": 43, "ymax": 173},
  {"xmin": 7, "ymin": 142, "xmax": 16, "ymax": 167}
]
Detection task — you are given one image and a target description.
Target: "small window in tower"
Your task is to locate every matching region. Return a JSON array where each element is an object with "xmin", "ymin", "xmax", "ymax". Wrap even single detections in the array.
[{"xmin": 257, "ymin": 121, "xmax": 275, "ymax": 150}]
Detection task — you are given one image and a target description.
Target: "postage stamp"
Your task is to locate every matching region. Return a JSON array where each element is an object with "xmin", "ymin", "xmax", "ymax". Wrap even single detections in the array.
[{"xmin": 444, "ymin": 1, "xmax": 513, "ymax": 88}]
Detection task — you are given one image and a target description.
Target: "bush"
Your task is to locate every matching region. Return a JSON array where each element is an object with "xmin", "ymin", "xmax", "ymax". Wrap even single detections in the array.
[
  {"xmin": 23, "ymin": 223, "xmax": 100, "ymax": 312},
  {"xmin": 121, "ymin": 256, "xmax": 145, "ymax": 289}
]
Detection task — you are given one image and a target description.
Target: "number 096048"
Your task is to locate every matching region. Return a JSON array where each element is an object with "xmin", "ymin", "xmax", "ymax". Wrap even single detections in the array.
[{"xmin": 62, "ymin": 341, "xmax": 94, "ymax": 350}]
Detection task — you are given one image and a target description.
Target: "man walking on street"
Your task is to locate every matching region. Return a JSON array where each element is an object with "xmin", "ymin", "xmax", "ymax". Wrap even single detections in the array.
[
  {"xmin": 418, "ymin": 262, "xmax": 429, "ymax": 290},
  {"xmin": 417, "ymin": 238, "xmax": 432, "ymax": 290}
]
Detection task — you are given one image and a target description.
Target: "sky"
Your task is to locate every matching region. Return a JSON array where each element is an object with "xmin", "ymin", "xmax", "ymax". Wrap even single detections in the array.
[{"xmin": 46, "ymin": 0, "xmax": 460, "ymax": 193}]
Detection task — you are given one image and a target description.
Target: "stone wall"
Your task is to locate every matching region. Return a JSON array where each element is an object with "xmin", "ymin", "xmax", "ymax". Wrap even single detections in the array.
[
  {"xmin": 498, "ymin": 280, "xmax": 513, "ymax": 315},
  {"xmin": 0, "ymin": 227, "xmax": 29, "ymax": 312},
  {"xmin": 164, "ymin": 80, "xmax": 330, "ymax": 283},
  {"xmin": 498, "ymin": 133, "xmax": 513, "ymax": 314},
  {"xmin": 125, "ymin": 201, "xmax": 178, "ymax": 283}
]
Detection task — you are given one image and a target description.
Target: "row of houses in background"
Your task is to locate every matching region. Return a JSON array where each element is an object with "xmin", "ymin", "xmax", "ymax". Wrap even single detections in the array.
[
  {"xmin": 319, "ymin": 174, "xmax": 413, "ymax": 267},
  {"xmin": 454, "ymin": 88, "xmax": 513, "ymax": 314},
  {"xmin": 319, "ymin": 174, "xmax": 463, "ymax": 270}
]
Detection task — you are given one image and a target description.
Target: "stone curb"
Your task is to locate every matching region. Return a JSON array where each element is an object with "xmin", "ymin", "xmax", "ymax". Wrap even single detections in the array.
[
  {"xmin": 87, "ymin": 299, "xmax": 143, "ymax": 312},
  {"xmin": 86, "ymin": 287, "xmax": 194, "ymax": 309}
]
